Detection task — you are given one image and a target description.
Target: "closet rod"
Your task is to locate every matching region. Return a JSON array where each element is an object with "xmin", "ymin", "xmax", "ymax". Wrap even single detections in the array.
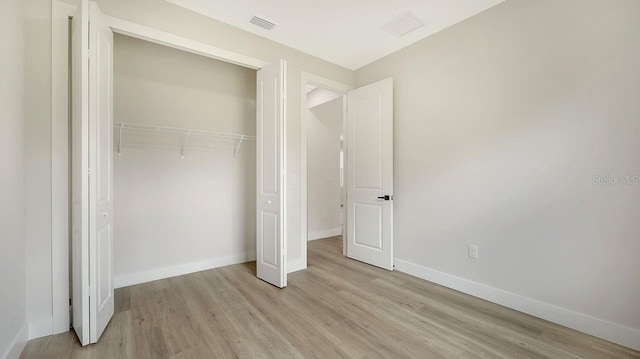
[
  {"xmin": 114, "ymin": 122, "xmax": 255, "ymax": 158},
  {"xmin": 113, "ymin": 122, "xmax": 256, "ymax": 141}
]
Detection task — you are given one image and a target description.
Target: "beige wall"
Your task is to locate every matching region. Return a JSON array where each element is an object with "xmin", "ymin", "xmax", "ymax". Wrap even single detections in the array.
[
  {"xmin": 24, "ymin": 0, "xmax": 53, "ymax": 340},
  {"xmin": 113, "ymin": 34, "xmax": 256, "ymax": 284},
  {"xmin": 356, "ymin": 0, "xmax": 640, "ymax": 347},
  {"xmin": 307, "ymin": 96, "xmax": 343, "ymax": 239},
  {"xmin": 0, "ymin": 0, "xmax": 27, "ymax": 357},
  {"xmin": 307, "ymin": 87, "xmax": 343, "ymax": 109}
]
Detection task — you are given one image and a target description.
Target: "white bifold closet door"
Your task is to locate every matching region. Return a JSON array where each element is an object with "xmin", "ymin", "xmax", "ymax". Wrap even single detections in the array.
[
  {"xmin": 256, "ymin": 60, "xmax": 287, "ymax": 288},
  {"xmin": 346, "ymin": 78, "xmax": 394, "ymax": 270},
  {"xmin": 71, "ymin": 0, "xmax": 114, "ymax": 345}
]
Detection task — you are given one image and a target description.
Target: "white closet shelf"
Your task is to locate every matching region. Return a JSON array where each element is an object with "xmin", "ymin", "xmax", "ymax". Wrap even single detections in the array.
[{"xmin": 114, "ymin": 122, "xmax": 255, "ymax": 158}]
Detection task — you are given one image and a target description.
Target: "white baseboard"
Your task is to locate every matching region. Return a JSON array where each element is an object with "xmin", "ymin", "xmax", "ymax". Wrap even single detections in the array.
[
  {"xmin": 394, "ymin": 259, "xmax": 640, "ymax": 351},
  {"xmin": 308, "ymin": 227, "xmax": 342, "ymax": 241},
  {"xmin": 288, "ymin": 258, "xmax": 306, "ymax": 273},
  {"xmin": 28, "ymin": 316, "xmax": 53, "ymax": 340},
  {"xmin": 114, "ymin": 251, "xmax": 256, "ymax": 288},
  {"xmin": 2, "ymin": 322, "xmax": 27, "ymax": 359}
]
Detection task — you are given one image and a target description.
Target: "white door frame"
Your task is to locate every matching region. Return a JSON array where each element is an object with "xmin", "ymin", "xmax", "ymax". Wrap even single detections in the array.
[
  {"xmin": 50, "ymin": 8, "xmax": 270, "ymax": 338},
  {"xmin": 105, "ymin": 17, "xmax": 269, "ymax": 70},
  {"xmin": 51, "ymin": 0, "xmax": 77, "ymax": 337},
  {"xmin": 300, "ymin": 72, "xmax": 354, "ymax": 266}
]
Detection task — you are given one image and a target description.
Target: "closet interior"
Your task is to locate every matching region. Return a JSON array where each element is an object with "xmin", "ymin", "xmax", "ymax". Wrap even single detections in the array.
[{"xmin": 112, "ymin": 33, "xmax": 257, "ymax": 288}]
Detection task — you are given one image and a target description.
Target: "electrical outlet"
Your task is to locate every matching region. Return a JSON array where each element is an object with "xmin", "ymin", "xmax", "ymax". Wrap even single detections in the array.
[{"xmin": 468, "ymin": 244, "xmax": 479, "ymax": 259}]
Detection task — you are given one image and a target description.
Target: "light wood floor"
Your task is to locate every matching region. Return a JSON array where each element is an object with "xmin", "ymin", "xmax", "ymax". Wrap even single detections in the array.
[{"xmin": 21, "ymin": 237, "xmax": 640, "ymax": 358}]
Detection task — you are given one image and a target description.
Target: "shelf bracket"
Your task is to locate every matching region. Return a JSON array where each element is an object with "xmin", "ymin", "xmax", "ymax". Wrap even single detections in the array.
[
  {"xmin": 233, "ymin": 135, "xmax": 245, "ymax": 158},
  {"xmin": 181, "ymin": 134, "xmax": 189, "ymax": 159},
  {"xmin": 117, "ymin": 125, "xmax": 123, "ymax": 156}
]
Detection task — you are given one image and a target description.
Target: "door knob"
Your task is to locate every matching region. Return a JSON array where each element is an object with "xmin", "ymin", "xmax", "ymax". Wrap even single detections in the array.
[{"xmin": 377, "ymin": 195, "xmax": 393, "ymax": 201}]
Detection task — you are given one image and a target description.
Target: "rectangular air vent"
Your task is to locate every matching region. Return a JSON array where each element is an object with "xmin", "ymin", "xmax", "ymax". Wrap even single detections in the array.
[
  {"xmin": 382, "ymin": 12, "xmax": 424, "ymax": 37},
  {"xmin": 250, "ymin": 16, "xmax": 276, "ymax": 30}
]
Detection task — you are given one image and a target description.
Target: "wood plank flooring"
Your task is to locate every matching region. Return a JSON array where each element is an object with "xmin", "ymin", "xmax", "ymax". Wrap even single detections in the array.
[{"xmin": 20, "ymin": 236, "xmax": 640, "ymax": 358}]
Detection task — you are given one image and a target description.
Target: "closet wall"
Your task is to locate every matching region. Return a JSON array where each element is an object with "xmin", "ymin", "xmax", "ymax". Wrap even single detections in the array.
[{"xmin": 113, "ymin": 34, "xmax": 257, "ymax": 287}]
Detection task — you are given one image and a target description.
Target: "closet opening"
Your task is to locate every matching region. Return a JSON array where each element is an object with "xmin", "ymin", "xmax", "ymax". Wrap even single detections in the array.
[{"xmin": 111, "ymin": 33, "xmax": 258, "ymax": 289}]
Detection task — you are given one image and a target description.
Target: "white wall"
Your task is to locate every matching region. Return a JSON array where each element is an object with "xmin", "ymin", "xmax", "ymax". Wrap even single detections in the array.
[
  {"xmin": 50, "ymin": 0, "xmax": 74, "ymax": 335},
  {"xmin": 307, "ymin": 96, "xmax": 343, "ymax": 240},
  {"xmin": 355, "ymin": 0, "xmax": 640, "ymax": 349},
  {"xmin": 0, "ymin": 0, "xmax": 27, "ymax": 358},
  {"xmin": 23, "ymin": 0, "xmax": 54, "ymax": 341},
  {"xmin": 307, "ymin": 87, "xmax": 343, "ymax": 109},
  {"xmin": 113, "ymin": 34, "xmax": 257, "ymax": 286}
]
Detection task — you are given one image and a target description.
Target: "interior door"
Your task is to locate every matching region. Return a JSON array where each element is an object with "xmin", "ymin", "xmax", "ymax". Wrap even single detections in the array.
[
  {"xmin": 71, "ymin": 0, "xmax": 90, "ymax": 345},
  {"xmin": 346, "ymin": 78, "xmax": 394, "ymax": 270},
  {"xmin": 71, "ymin": 0, "xmax": 114, "ymax": 345},
  {"xmin": 88, "ymin": 1, "xmax": 115, "ymax": 342},
  {"xmin": 256, "ymin": 60, "xmax": 287, "ymax": 288}
]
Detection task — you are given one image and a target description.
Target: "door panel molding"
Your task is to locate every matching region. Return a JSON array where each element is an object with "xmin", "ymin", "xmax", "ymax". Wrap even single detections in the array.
[
  {"xmin": 256, "ymin": 60, "xmax": 287, "ymax": 288},
  {"xmin": 346, "ymin": 77, "xmax": 394, "ymax": 270}
]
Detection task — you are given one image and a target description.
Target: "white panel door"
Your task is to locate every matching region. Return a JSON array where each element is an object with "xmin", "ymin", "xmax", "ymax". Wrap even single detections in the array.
[
  {"xmin": 71, "ymin": 0, "xmax": 114, "ymax": 345},
  {"xmin": 88, "ymin": 1, "xmax": 114, "ymax": 342},
  {"xmin": 256, "ymin": 60, "xmax": 287, "ymax": 288},
  {"xmin": 346, "ymin": 78, "xmax": 394, "ymax": 270},
  {"xmin": 71, "ymin": 0, "xmax": 90, "ymax": 345}
]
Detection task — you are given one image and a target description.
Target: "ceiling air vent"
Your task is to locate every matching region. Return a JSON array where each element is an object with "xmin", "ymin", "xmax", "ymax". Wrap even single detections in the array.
[
  {"xmin": 250, "ymin": 16, "xmax": 277, "ymax": 30},
  {"xmin": 382, "ymin": 12, "xmax": 424, "ymax": 37}
]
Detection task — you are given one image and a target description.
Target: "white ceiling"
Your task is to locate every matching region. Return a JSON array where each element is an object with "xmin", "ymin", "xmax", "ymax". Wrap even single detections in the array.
[{"xmin": 166, "ymin": 0, "xmax": 505, "ymax": 70}]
